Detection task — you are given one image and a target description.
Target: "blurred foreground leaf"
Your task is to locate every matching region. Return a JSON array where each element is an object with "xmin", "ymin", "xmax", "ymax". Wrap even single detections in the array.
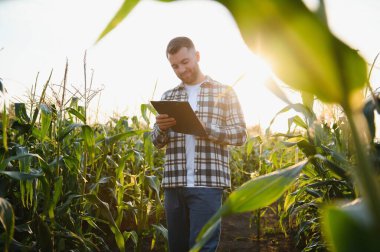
[
  {"xmin": 217, "ymin": 0, "xmax": 367, "ymax": 107},
  {"xmin": 322, "ymin": 199, "xmax": 380, "ymax": 252},
  {"xmin": 191, "ymin": 159, "xmax": 308, "ymax": 252}
]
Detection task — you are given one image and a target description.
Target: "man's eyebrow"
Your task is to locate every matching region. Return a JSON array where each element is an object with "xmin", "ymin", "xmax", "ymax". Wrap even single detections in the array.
[{"xmin": 171, "ymin": 58, "xmax": 189, "ymax": 67}]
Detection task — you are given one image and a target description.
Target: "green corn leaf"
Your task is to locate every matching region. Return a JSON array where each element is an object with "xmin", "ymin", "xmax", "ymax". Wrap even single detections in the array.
[
  {"xmin": 265, "ymin": 78, "xmax": 291, "ymax": 105},
  {"xmin": 35, "ymin": 214, "xmax": 53, "ymax": 252},
  {"xmin": 15, "ymin": 103, "xmax": 30, "ymax": 123},
  {"xmin": 143, "ymin": 132, "xmax": 154, "ymax": 167},
  {"xmin": 67, "ymin": 108, "xmax": 86, "ymax": 123},
  {"xmin": 288, "ymin": 115, "xmax": 308, "ymax": 130},
  {"xmin": 69, "ymin": 96, "xmax": 79, "ymax": 108},
  {"xmin": 0, "ymin": 197, "xmax": 15, "ymax": 252},
  {"xmin": 16, "ymin": 146, "xmax": 32, "ymax": 210},
  {"xmin": 30, "ymin": 70, "xmax": 52, "ymax": 130},
  {"xmin": 2, "ymin": 104, "xmax": 8, "ymax": 152},
  {"xmin": 282, "ymin": 136, "xmax": 308, "ymax": 147},
  {"xmin": 37, "ymin": 176, "xmax": 51, "ymax": 217},
  {"xmin": 58, "ymin": 123, "xmax": 83, "ymax": 141},
  {"xmin": 55, "ymin": 228, "xmax": 96, "ymax": 251},
  {"xmin": 284, "ymin": 192, "xmax": 297, "ymax": 213},
  {"xmin": 0, "ymin": 170, "xmax": 43, "ymax": 181},
  {"xmin": 89, "ymin": 176, "xmax": 112, "ymax": 192},
  {"xmin": 102, "ymin": 130, "xmax": 144, "ymax": 147},
  {"xmin": 123, "ymin": 230, "xmax": 138, "ymax": 246},
  {"xmin": 96, "ymin": 0, "xmax": 178, "ymax": 43},
  {"xmin": 11, "ymin": 121, "xmax": 31, "ymax": 136},
  {"xmin": 268, "ymin": 103, "xmax": 314, "ymax": 133},
  {"xmin": 81, "ymin": 125, "xmax": 95, "ymax": 160},
  {"xmin": 39, "ymin": 104, "xmax": 52, "ymax": 141},
  {"xmin": 141, "ymin": 103, "xmax": 157, "ymax": 125},
  {"xmin": 217, "ymin": 0, "xmax": 367, "ymax": 107},
  {"xmin": 96, "ymin": 0, "xmax": 140, "ymax": 43},
  {"xmin": 145, "ymin": 175, "xmax": 161, "ymax": 204},
  {"xmin": 245, "ymin": 137, "xmax": 255, "ymax": 156},
  {"xmin": 0, "ymin": 79, "xmax": 4, "ymax": 93},
  {"xmin": 0, "ymin": 153, "xmax": 44, "ymax": 171},
  {"xmin": 49, "ymin": 176, "xmax": 63, "ymax": 219},
  {"xmin": 322, "ymin": 199, "xmax": 380, "ymax": 252},
  {"xmin": 152, "ymin": 223, "xmax": 168, "ymax": 241},
  {"xmin": 313, "ymin": 154, "xmax": 349, "ymax": 180},
  {"xmin": 283, "ymin": 137, "xmax": 316, "ymax": 157},
  {"xmin": 56, "ymin": 194, "xmax": 81, "ymax": 216},
  {"xmin": 191, "ymin": 159, "xmax": 308, "ymax": 252},
  {"xmin": 301, "ymin": 91, "xmax": 314, "ymax": 111},
  {"xmin": 84, "ymin": 194, "xmax": 125, "ymax": 251}
]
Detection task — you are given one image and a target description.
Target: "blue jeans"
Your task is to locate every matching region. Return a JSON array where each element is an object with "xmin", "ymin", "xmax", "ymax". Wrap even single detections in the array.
[{"xmin": 164, "ymin": 187, "xmax": 223, "ymax": 252}]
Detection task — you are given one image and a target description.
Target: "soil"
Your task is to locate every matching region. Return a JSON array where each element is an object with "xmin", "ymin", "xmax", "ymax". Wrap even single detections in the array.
[
  {"xmin": 218, "ymin": 211, "xmax": 298, "ymax": 252},
  {"xmin": 126, "ymin": 206, "xmax": 299, "ymax": 251}
]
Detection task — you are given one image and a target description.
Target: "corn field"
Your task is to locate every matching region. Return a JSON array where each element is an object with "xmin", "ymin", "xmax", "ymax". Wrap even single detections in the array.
[{"xmin": 2, "ymin": 0, "xmax": 380, "ymax": 252}]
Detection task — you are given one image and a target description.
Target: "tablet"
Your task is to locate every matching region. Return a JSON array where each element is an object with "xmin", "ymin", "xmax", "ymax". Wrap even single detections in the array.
[{"xmin": 150, "ymin": 100, "xmax": 207, "ymax": 137}]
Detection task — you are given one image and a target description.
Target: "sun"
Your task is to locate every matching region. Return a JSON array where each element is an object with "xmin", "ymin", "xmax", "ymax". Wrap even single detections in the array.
[{"xmin": 230, "ymin": 51, "xmax": 286, "ymax": 130}]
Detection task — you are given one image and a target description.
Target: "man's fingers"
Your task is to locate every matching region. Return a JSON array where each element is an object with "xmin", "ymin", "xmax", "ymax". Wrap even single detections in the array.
[
  {"xmin": 157, "ymin": 118, "xmax": 175, "ymax": 123},
  {"xmin": 155, "ymin": 114, "xmax": 176, "ymax": 130},
  {"xmin": 156, "ymin": 114, "xmax": 169, "ymax": 119},
  {"xmin": 158, "ymin": 120, "xmax": 176, "ymax": 127}
]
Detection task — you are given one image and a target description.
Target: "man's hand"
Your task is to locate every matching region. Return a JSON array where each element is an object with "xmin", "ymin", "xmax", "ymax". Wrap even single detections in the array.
[{"xmin": 155, "ymin": 114, "xmax": 176, "ymax": 131}]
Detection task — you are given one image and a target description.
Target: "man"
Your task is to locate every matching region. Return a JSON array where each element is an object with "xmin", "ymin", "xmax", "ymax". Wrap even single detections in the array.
[{"xmin": 151, "ymin": 37, "xmax": 247, "ymax": 252}]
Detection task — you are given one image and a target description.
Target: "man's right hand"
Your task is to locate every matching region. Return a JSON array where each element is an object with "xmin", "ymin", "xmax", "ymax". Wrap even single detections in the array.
[{"xmin": 155, "ymin": 114, "xmax": 176, "ymax": 131}]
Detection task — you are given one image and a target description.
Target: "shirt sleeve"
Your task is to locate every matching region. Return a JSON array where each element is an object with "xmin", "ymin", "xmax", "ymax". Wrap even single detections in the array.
[
  {"xmin": 203, "ymin": 87, "xmax": 247, "ymax": 146},
  {"xmin": 151, "ymin": 123, "xmax": 169, "ymax": 149},
  {"xmin": 151, "ymin": 92, "xmax": 170, "ymax": 149}
]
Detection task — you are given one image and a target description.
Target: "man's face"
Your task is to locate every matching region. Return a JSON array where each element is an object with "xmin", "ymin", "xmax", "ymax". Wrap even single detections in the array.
[{"xmin": 167, "ymin": 47, "xmax": 200, "ymax": 84}]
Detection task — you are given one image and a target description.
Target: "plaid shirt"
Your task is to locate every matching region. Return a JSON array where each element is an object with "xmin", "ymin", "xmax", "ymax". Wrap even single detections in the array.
[{"xmin": 151, "ymin": 76, "xmax": 247, "ymax": 188}]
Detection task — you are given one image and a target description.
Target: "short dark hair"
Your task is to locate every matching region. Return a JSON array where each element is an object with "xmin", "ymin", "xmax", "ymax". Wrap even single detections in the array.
[{"xmin": 166, "ymin": 37, "xmax": 195, "ymax": 57}]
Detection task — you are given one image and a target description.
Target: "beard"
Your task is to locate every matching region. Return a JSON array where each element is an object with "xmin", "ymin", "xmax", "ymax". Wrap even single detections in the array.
[{"xmin": 178, "ymin": 70, "xmax": 198, "ymax": 84}]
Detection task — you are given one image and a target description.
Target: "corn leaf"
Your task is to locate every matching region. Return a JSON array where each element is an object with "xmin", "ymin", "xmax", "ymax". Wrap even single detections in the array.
[
  {"xmin": 191, "ymin": 159, "xmax": 308, "ymax": 252},
  {"xmin": 322, "ymin": 199, "xmax": 380, "ymax": 252},
  {"xmin": 35, "ymin": 214, "xmax": 53, "ymax": 252},
  {"xmin": 0, "ymin": 153, "xmax": 44, "ymax": 171},
  {"xmin": 49, "ymin": 176, "xmax": 63, "ymax": 219},
  {"xmin": 143, "ymin": 132, "xmax": 154, "ymax": 167},
  {"xmin": 217, "ymin": 0, "xmax": 367, "ymax": 106},
  {"xmin": 0, "ymin": 197, "xmax": 14, "ymax": 252},
  {"xmin": 0, "ymin": 170, "xmax": 43, "ymax": 181},
  {"xmin": 96, "ymin": 0, "xmax": 140, "ymax": 43},
  {"xmin": 58, "ymin": 123, "xmax": 83, "ymax": 141},
  {"xmin": 15, "ymin": 103, "xmax": 30, "ymax": 123},
  {"xmin": 84, "ymin": 194, "xmax": 125, "ymax": 251},
  {"xmin": 39, "ymin": 104, "xmax": 52, "ymax": 141},
  {"xmin": 2, "ymin": 104, "xmax": 8, "ymax": 152},
  {"xmin": 288, "ymin": 115, "xmax": 308, "ymax": 130},
  {"xmin": 67, "ymin": 108, "xmax": 86, "ymax": 123},
  {"xmin": 81, "ymin": 125, "xmax": 95, "ymax": 161}
]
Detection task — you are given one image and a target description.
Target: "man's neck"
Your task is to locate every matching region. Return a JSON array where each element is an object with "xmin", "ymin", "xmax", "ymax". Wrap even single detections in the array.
[{"xmin": 186, "ymin": 73, "xmax": 206, "ymax": 86}]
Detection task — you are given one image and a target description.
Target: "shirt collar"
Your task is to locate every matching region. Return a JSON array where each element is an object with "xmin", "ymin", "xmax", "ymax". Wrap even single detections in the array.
[{"xmin": 176, "ymin": 75, "xmax": 214, "ymax": 90}]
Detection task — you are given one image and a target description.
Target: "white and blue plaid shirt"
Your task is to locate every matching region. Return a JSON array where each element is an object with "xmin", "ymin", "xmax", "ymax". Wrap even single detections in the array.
[{"xmin": 151, "ymin": 76, "xmax": 247, "ymax": 188}]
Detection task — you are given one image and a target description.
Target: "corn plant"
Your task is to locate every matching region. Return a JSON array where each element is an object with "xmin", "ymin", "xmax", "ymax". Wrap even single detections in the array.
[
  {"xmin": 0, "ymin": 63, "xmax": 168, "ymax": 251},
  {"xmin": 96, "ymin": 0, "xmax": 380, "ymax": 251}
]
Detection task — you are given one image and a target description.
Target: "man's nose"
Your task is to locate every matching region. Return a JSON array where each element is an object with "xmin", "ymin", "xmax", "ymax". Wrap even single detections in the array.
[{"xmin": 177, "ymin": 65, "xmax": 186, "ymax": 74}]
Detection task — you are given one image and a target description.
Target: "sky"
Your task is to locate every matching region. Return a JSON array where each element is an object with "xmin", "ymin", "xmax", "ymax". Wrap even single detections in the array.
[{"xmin": 1, "ymin": 0, "xmax": 380, "ymax": 133}]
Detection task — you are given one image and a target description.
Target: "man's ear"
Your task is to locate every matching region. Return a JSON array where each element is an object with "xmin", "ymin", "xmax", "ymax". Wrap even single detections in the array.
[{"xmin": 195, "ymin": 51, "xmax": 200, "ymax": 62}]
